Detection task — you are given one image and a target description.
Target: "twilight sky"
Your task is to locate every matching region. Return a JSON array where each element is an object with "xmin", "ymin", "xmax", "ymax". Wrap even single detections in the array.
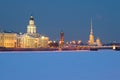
[{"xmin": 0, "ymin": 0, "xmax": 120, "ymax": 42}]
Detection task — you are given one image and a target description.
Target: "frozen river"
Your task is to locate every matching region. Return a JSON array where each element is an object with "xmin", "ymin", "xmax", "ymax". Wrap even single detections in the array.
[{"xmin": 0, "ymin": 50, "xmax": 120, "ymax": 80}]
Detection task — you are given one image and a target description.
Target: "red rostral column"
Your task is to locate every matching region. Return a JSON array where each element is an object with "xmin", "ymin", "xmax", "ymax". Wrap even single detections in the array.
[{"xmin": 59, "ymin": 31, "xmax": 64, "ymax": 48}]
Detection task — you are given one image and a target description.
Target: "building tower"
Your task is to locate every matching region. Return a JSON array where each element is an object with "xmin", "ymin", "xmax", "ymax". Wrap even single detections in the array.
[
  {"xmin": 88, "ymin": 18, "xmax": 95, "ymax": 45},
  {"xmin": 96, "ymin": 37, "xmax": 102, "ymax": 46},
  {"xmin": 59, "ymin": 31, "xmax": 64, "ymax": 48},
  {"xmin": 27, "ymin": 16, "xmax": 36, "ymax": 34}
]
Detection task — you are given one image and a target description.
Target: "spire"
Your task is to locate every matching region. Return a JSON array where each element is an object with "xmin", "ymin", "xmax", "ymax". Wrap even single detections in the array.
[
  {"xmin": 30, "ymin": 16, "xmax": 34, "ymax": 20},
  {"xmin": 90, "ymin": 18, "xmax": 93, "ymax": 34},
  {"xmin": 88, "ymin": 17, "xmax": 95, "ymax": 45},
  {"xmin": 29, "ymin": 16, "xmax": 35, "ymax": 25}
]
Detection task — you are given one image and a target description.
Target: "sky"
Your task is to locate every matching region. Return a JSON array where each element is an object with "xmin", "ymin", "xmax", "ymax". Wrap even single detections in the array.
[{"xmin": 0, "ymin": 0, "xmax": 120, "ymax": 42}]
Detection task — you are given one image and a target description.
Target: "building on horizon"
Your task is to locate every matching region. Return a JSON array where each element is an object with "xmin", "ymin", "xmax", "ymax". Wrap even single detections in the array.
[
  {"xmin": 0, "ymin": 32, "xmax": 17, "ymax": 48},
  {"xmin": 18, "ymin": 16, "xmax": 49, "ymax": 48},
  {"xmin": 0, "ymin": 16, "xmax": 103, "ymax": 48},
  {"xmin": 59, "ymin": 31, "xmax": 64, "ymax": 48},
  {"xmin": 0, "ymin": 16, "xmax": 49, "ymax": 48},
  {"xmin": 96, "ymin": 37, "xmax": 102, "ymax": 46},
  {"xmin": 88, "ymin": 18, "xmax": 95, "ymax": 45},
  {"xmin": 88, "ymin": 18, "xmax": 102, "ymax": 46}
]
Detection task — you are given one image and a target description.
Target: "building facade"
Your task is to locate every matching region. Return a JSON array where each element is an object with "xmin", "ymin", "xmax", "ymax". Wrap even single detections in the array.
[
  {"xmin": 96, "ymin": 37, "xmax": 102, "ymax": 46},
  {"xmin": 19, "ymin": 34, "xmax": 49, "ymax": 48},
  {"xmin": 18, "ymin": 16, "xmax": 49, "ymax": 48},
  {"xmin": 27, "ymin": 16, "xmax": 36, "ymax": 34},
  {"xmin": 0, "ymin": 32, "xmax": 17, "ymax": 48}
]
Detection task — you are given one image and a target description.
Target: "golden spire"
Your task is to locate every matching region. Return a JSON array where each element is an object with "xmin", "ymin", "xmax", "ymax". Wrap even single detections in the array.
[
  {"xmin": 88, "ymin": 17, "xmax": 95, "ymax": 45},
  {"xmin": 90, "ymin": 18, "xmax": 93, "ymax": 35}
]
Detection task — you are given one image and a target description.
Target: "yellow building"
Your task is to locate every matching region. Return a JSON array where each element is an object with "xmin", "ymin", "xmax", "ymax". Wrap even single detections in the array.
[
  {"xmin": 96, "ymin": 37, "xmax": 102, "ymax": 46},
  {"xmin": 88, "ymin": 18, "xmax": 95, "ymax": 45},
  {"xmin": 20, "ymin": 34, "xmax": 49, "ymax": 48},
  {"xmin": 39, "ymin": 36, "xmax": 49, "ymax": 48},
  {"xmin": 19, "ymin": 16, "xmax": 49, "ymax": 48},
  {"xmin": 16, "ymin": 33, "xmax": 23, "ymax": 48},
  {"xmin": 88, "ymin": 18, "xmax": 102, "ymax": 46},
  {"xmin": 0, "ymin": 32, "xmax": 17, "ymax": 48},
  {"xmin": 27, "ymin": 16, "xmax": 36, "ymax": 34},
  {"xmin": 0, "ymin": 33, "xmax": 4, "ymax": 47}
]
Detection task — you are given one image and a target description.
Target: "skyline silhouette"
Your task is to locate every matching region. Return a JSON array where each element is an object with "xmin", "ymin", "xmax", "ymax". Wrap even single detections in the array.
[{"xmin": 0, "ymin": 0, "xmax": 120, "ymax": 42}]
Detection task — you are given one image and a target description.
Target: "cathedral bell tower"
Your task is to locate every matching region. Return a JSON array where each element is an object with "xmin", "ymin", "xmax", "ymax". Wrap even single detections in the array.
[
  {"xmin": 88, "ymin": 18, "xmax": 95, "ymax": 45},
  {"xmin": 27, "ymin": 16, "xmax": 36, "ymax": 34}
]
